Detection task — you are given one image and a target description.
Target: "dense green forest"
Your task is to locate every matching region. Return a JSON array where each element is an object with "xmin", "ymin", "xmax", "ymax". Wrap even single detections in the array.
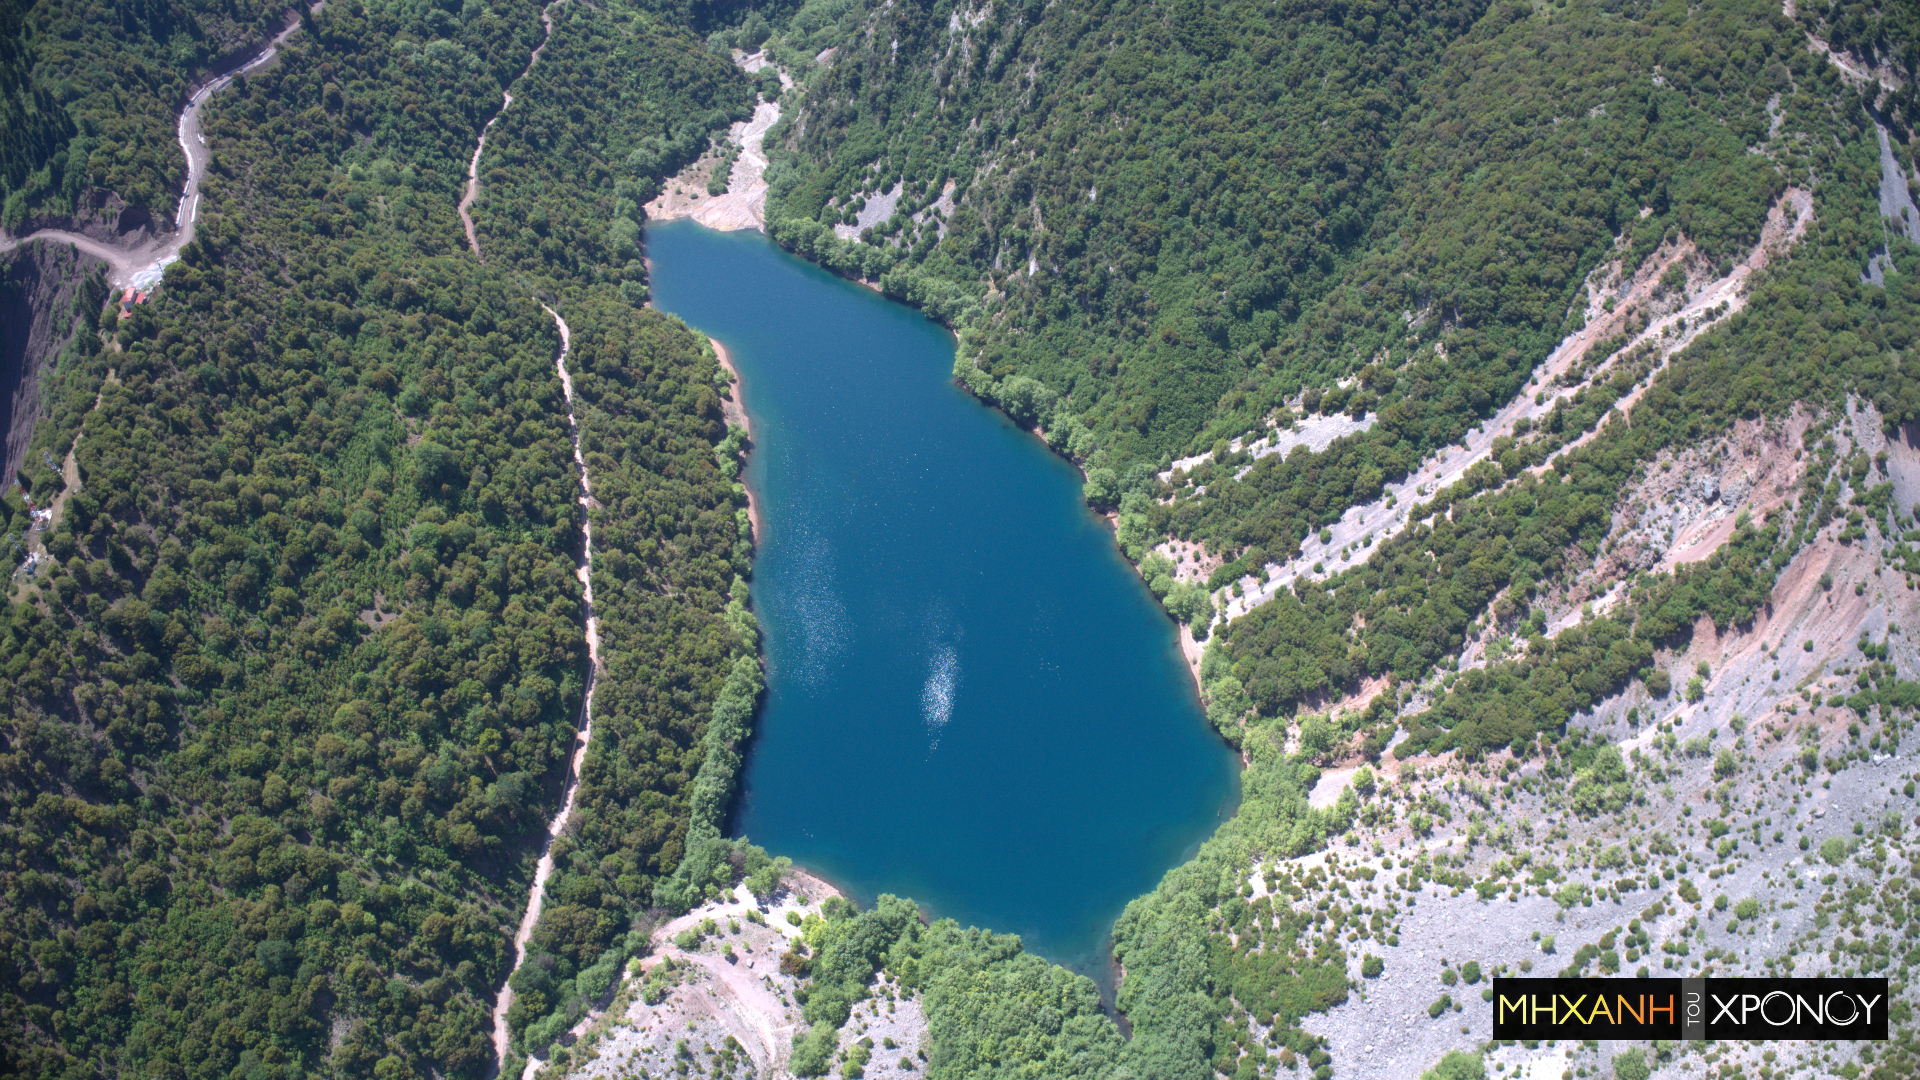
[
  {"xmin": 772, "ymin": 0, "xmax": 1795, "ymax": 468},
  {"xmin": 1, "ymin": 0, "xmax": 333, "ymax": 228},
  {"xmin": 0, "ymin": 0, "xmax": 773, "ymax": 1075},
  {"xmin": 469, "ymin": 3, "xmax": 753, "ymax": 290}
]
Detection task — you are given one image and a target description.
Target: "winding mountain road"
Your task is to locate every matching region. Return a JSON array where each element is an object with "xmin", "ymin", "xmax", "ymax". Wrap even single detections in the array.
[{"xmin": 0, "ymin": 3, "xmax": 322, "ymax": 289}]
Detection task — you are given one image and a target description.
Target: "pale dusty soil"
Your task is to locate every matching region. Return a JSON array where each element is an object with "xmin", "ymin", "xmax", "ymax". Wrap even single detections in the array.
[
  {"xmin": 0, "ymin": 230, "xmax": 169, "ymax": 293},
  {"xmin": 1525, "ymin": 188, "xmax": 1814, "ymax": 476},
  {"xmin": 827, "ymin": 174, "xmax": 955, "ymax": 244},
  {"xmin": 551, "ymin": 870, "xmax": 928, "ymax": 1080},
  {"xmin": 646, "ymin": 52, "xmax": 788, "ymax": 233},
  {"xmin": 1441, "ymin": 398, "xmax": 1881, "ymax": 717},
  {"xmin": 1163, "ymin": 410, "xmax": 1376, "ymax": 480},
  {"xmin": 1280, "ymin": 398, "xmax": 1920, "ymax": 1077},
  {"xmin": 1189, "ymin": 32, "xmax": 1907, "ymax": 1080},
  {"xmin": 1557, "ymin": 409, "xmax": 1808, "ymax": 625},
  {"xmin": 1805, "ymin": 28, "xmax": 1907, "ymax": 95},
  {"xmin": 831, "ymin": 181, "xmax": 902, "ymax": 239},
  {"xmin": 1307, "ymin": 766, "xmax": 1360, "ymax": 810}
]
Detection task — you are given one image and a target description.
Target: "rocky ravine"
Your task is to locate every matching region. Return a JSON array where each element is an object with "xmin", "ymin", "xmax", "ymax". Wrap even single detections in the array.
[{"xmin": 1179, "ymin": 187, "xmax": 1816, "ymax": 635}]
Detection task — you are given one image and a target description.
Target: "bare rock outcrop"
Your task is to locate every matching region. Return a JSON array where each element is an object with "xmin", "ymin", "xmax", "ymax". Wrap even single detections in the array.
[{"xmin": 0, "ymin": 241, "xmax": 106, "ymax": 480}]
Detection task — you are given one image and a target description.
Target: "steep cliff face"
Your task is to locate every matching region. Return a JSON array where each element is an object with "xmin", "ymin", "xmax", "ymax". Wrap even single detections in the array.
[{"xmin": 0, "ymin": 240, "xmax": 105, "ymax": 480}]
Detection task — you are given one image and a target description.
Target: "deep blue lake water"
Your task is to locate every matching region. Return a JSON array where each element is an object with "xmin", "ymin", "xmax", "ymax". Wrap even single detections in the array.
[{"xmin": 645, "ymin": 219, "xmax": 1238, "ymax": 974}]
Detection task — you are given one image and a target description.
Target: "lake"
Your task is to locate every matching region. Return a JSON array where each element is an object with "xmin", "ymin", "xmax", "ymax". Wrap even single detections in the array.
[{"xmin": 645, "ymin": 219, "xmax": 1239, "ymax": 975}]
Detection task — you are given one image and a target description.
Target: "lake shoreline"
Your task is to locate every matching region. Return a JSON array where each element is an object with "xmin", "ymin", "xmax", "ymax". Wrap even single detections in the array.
[
  {"xmin": 709, "ymin": 336, "xmax": 764, "ymax": 544},
  {"xmin": 648, "ymin": 218, "xmax": 1239, "ymax": 972},
  {"xmin": 1023, "ymin": 421, "xmax": 1209, "ymax": 702}
]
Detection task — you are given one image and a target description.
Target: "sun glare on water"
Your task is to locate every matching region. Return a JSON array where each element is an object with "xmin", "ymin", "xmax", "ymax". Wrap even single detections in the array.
[{"xmin": 921, "ymin": 645, "xmax": 959, "ymax": 750}]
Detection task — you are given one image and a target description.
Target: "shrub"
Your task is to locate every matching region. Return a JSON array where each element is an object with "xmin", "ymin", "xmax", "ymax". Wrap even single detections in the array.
[
  {"xmin": 788, "ymin": 1024, "xmax": 838, "ymax": 1077},
  {"xmin": 1352, "ymin": 766, "xmax": 1377, "ymax": 796},
  {"xmin": 1420, "ymin": 1048, "xmax": 1483, "ymax": 1080}
]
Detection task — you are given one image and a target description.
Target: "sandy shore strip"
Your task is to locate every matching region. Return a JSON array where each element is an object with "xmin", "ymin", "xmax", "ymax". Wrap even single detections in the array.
[{"xmin": 711, "ymin": 337, "xmax": 764, "ymax": 543}]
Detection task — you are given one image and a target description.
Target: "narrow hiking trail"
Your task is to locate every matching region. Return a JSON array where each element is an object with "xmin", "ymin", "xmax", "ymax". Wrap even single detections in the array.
[
  {"xmin": 0, "ymin": 3, "xmax": 323, "ymax": 289},
  {"xmin": 467, "ymin": 13, "xmax": 598, "ymax": 1072},
  {"xmin": 1177, "ymin": 187, "xmax": 1817, "ymax": 651},
  {"xmin": 460, "ymin": 3, "xmax": 560, "ymax": 260},
  {"xmin": 490, "ymin": 304, "xmax": 604, "ymax": 1075}
]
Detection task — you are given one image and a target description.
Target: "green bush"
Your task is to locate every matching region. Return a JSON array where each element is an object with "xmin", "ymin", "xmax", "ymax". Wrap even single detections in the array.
[{"xmin": 1422, "ymin": 1050, "xmax": 1485, "ymax": 1080}]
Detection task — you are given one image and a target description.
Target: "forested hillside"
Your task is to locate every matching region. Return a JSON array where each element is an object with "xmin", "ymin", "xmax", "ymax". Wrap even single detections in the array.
[
  {"xmin": 748, "ymin": 0, "xmax": 1920, "ymax": 1077},
  {"xmin": 8, "ymin": 0, "xmax": 1920, "ymax": 1075},
  {"xmin": 767, "ymin": 0, "xmax": 1920, "ymax": 736},
  {"xmin": 0, "ymin": 0, "xmax": 341, "ymax": 230},
  {"xmin": 0, "ymin": 0, "xmax": 764, "ymax": 1076}
]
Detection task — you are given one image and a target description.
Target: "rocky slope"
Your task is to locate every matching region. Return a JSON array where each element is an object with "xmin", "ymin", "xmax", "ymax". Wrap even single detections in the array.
[{"xmin": 0, "ymin": 240, "xmax": 104, "ymax": 479}]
